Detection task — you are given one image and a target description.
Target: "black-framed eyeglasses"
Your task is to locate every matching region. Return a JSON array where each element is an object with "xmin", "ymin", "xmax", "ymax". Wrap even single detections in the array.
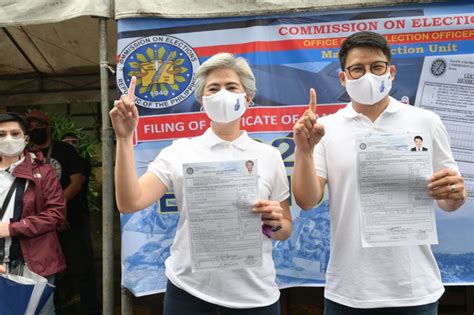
[{"xmin": 345, "ymin": 61, "xmax": 389, "ymax": 80}]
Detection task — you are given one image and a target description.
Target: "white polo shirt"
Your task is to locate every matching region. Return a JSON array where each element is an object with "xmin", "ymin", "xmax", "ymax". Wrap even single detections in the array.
[
  {"xmin": 315, "ymin": 97, "xmax": 458, "ymax": 308},
  {"xmin": 147, "ymin": 127, "xmax": 289, "ymax": 308}
]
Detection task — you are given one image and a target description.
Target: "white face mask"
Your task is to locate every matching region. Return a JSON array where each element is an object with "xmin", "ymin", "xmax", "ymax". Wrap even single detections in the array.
[
  {"xmin": 202, "ymin": 89, "xmax": 247, "ymax": 123},
  {"xmin": 345, "ymin": 72, "xmax": 392, "ymax": 105},
  {"xmin": 0, "ymin": 136, "xmax": 26, "ymax": 157}
]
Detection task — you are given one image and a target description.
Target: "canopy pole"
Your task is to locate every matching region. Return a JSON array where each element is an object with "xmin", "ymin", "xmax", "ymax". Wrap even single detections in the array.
[
  {"xmin": 121, "ymin": 287, "xmax": 133, "ymax": 314},
  {"xmin": 99, "ymin": 17, "xmax": 115, "ymax": 315}
]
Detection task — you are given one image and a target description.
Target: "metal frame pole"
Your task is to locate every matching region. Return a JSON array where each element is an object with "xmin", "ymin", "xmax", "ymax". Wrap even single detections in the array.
[
  {"xmin": 99, "ymin": 17, "xmax": 115, "ymax": 315},
  {"xmin": 121, "ymin": 287, "xmax": 133, "ymax": 314}
]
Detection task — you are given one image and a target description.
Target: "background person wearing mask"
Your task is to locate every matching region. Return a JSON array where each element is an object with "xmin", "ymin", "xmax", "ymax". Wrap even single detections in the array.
[
  {"xmin": 111, "ymin": 52, "xmax": 292, "ymax": 314},
  {"xmin": 25, "ymin": 110, "xmax": 84, "ymax": 205},
  {"xmin": 25, "ymin": 111, "xmax": 100, "ymax": 314},
  {"xmin": 292, "ymin": 31, "xmax": 466, "ymax": 314},
  {"xmin": 0, "ymin": 112, "xmax": 66, "ymax": 314}
]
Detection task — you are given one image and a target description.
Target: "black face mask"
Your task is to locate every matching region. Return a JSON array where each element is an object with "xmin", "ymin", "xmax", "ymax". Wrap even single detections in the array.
[{"xmin": 29, "ymin": 128, "xmax": 48, "ymax": 145}]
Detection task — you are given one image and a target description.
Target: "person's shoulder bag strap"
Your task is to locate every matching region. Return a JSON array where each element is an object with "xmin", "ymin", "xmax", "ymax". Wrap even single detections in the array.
[
  {"xmin": 12, "ymin": 178, "xmax": 26, "ymax": 222},
  {"xmin": 0, "ymin": 178, "xmax": 22, "ymax": 220}
]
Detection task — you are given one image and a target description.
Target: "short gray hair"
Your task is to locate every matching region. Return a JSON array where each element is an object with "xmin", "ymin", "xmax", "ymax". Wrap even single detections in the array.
[{"xmin": 194, "ymin": 52, "xmax": 256, "ymax": 103}]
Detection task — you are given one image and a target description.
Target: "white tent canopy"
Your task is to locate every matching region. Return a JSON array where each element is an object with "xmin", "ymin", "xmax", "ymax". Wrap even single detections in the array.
[
  {"xmin": 1, "ymin": 16, "xmax": 117, "ymax": 106},
  {"xmin": 0, "ymin": 0, "xmax": 111, "ymax": 26},
  {"xmin": 0, "ymin": 0, "xmax": 114, "ymax": 107},
  {"xmin": 0, "ymin": 0, "xmax": 428, "ymax": 24}
]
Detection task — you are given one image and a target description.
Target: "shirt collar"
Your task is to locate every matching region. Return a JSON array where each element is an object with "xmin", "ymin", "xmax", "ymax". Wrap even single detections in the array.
[
  {"xmin": 341, "ymin": 96, "xmax": 402, "ymax": 119},
  {"xmin": 0, "ymin": 156, "xmax": 25, "ymax": 174},
  {"xmin": 384, "ymin": 97, "xmax": 402, "ymax": 113},
  {"xmin": 202, "ymin": 127, "xmax": 251, "ymax": 150}
]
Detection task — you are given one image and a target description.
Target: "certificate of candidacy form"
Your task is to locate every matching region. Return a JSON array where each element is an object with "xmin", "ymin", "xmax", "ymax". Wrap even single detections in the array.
[
  {"xmin": 183, "ymin": 159, "xmax": 262, "ymax": 272},
  {"xmin": 414, "ymin": 54, "xmax": 473, "ymax": 203},
  {"xmin": 356, "ymin": 133, "xmax": 438, "ymax": 247}
]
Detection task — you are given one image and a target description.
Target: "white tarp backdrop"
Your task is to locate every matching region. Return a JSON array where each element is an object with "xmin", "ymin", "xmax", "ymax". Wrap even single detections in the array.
[{"xmin": 114, "ymin": 0, "xmax": 434, "ymax": 19}]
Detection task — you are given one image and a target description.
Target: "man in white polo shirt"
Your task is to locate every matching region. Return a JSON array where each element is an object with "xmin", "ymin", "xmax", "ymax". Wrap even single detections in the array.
[{"xmin": 292, "ymin": 31, "xmax": 467, "ymax": 314}]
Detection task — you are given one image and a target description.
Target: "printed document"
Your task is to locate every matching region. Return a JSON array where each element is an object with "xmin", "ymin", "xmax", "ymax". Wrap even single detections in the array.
[
  {"xmin": 183, "ymin": 159, "xmax": 262, "ymax": 271},
  {"xmin": 356, "ymin": 133, "xmax": 438, "ymax": 247}
]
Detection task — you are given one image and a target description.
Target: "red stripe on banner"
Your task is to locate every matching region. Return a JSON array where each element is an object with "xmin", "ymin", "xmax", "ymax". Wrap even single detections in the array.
[
  {"xmin": 194, "ymin": 29, "xmax": 474, "ymax": 57},
  {"xmin": 194, "ymin": 38, "xmax": 344, "ymax": 57},
  {"xmin": 134, "ymin": 104, "xmax": 345, "ymax": 143},
  {"xmin": 386, "ymin": 29, "xmax": 474, "ymax": 44},
  {"xmin": 136, "ymin": 112, "xmax": 210, "ymax": 143}
]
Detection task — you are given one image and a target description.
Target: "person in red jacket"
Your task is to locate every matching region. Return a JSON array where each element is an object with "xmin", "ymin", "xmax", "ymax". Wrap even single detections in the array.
[{"xmin": 0, "ymin": 112, "xmax": 66, "ymax": 314}]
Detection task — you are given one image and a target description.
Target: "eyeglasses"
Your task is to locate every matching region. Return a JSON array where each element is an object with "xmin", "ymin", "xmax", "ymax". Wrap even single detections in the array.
[{"xmin": 345, "ymin": 61, "xmax": 389, "ymax": 80}]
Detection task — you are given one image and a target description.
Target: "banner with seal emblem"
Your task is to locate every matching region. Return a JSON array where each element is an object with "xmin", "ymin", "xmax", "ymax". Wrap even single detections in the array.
[{"xmin": 117, "ymin": 1, "xmax": 474, "ymax": 296}]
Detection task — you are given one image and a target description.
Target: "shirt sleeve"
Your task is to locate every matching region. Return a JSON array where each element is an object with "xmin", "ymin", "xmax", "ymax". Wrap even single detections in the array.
[
  {"xmin": 431, "ymin": 114, "xmax": 458, "ymax": 173},
  {"xmin": 146, "ymin": 143, "xmax": 177, "ymax": 190},
  {"xmin": 270, "ymin": 148, "xmax": 290, "ymax": 203},
  {"xmin": 314, "ymin": 139, "xmax": 328, "ymax": 180}
]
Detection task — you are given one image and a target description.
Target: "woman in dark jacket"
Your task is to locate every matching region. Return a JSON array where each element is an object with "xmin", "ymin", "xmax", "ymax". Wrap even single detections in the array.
[{"xmin": 0, "ymin": 112, "xmax": 66, "ymax": 314}]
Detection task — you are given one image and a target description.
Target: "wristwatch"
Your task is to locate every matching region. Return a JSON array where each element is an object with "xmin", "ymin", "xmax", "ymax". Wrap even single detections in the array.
[
  {"xmin": 271, "ymin": 225, "xmax": 283, "ymax": 232},
  {"xmin": 262, "ymin": 224, "xmax": 282, "ymax": 238}
]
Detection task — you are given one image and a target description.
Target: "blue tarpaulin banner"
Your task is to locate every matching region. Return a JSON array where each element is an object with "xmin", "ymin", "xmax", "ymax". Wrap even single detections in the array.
[{"xmin": 117, "ymin": 1, "xmax": 474, "ymax": 296}]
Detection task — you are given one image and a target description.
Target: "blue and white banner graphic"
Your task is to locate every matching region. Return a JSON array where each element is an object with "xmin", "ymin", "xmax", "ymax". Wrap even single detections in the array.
[{"xmin": 117, "ymin": 1, "xmax": 474, "ymax": 296}]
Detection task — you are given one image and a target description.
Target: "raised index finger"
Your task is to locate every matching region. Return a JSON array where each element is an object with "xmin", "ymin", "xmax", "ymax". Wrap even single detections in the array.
[
  {"xmin": 309, "ymin": 88, "xmax": 317, "ymax": 114},
  {"xmin": 128, "ymin": 76, "xmax": 137, "ymax": 100}
]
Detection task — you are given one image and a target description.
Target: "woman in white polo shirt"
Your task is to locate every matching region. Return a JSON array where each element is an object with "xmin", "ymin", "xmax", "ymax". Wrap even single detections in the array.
[{"xmin": 110, "ymin": 52, "xmax": 292, "ymax": 314}]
